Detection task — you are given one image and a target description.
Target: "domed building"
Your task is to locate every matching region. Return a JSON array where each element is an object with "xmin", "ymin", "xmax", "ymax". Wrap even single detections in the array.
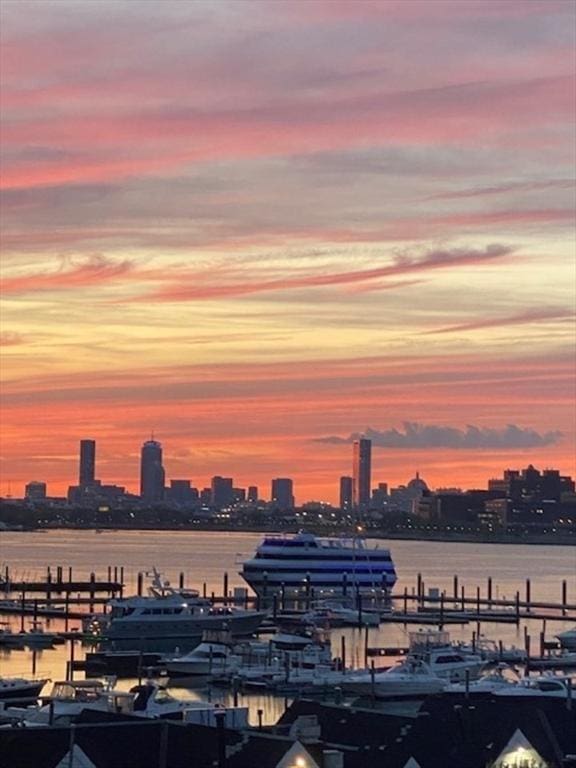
[{"xmin": 390, "ymin": 472, "xmax": 430, "ymax": 514}]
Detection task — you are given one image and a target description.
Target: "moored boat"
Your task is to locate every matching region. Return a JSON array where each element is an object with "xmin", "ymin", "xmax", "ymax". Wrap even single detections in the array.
[{"xmin": 241, "ymin": 532, "xmax": 396, "ymax": 599}]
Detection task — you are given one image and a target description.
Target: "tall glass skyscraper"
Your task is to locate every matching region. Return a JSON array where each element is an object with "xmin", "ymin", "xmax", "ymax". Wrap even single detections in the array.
[
  {"xmin": 352, "ymin": 438, "xmax": 371, "ymax": 509},
  {"xmin": 140, "ymin": 439, "xmax": 165, "ymax": 502},
  {"xmin": 79, "ymin": 439, "xmax": 96, "ymax": 487}
]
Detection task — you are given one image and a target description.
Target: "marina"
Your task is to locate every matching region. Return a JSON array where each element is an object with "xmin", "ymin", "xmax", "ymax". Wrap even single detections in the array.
[{"xmin": 0, "ymin": 530, "xmax": 574, "ymax": 766}]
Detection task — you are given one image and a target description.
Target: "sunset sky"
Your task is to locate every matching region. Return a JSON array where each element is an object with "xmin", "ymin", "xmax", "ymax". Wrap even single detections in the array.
[{"xmin": 1, "ymin": 0, "xmax": 575, "ymax": 503}]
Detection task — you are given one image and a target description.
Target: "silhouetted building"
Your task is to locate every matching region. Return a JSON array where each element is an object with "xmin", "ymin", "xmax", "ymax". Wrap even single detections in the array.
[
  {"xmin": 140, "ymin": 439, "xmax": 165, "ymax": 503},
  {"xmin": 167, "ymin": 480, "xmax": 198, "ymax": 506},
  {"xmin": 199, "ymin": 487, "xmax": 212, "ymax": 506},
  {"xmin": 339, "ymin": 476, "xmax": 353, "ymax": 510},
  {"xmin": 489, "ymin": 464, "xmax": 575, "ymax": 503},
  {"xmin": 271, "ymin": 478, "xmax": 294, "ymax": 511},
  {"xmin": 247, "ymin": 486, "xmax": 259, "ymax": 504},
  {"xmin": 25, "ymin": 481, "xmax": 46, "ymax": 501},
  {"xmin": 211, "ymin": 476, "xmax": 234, "ymax": 508},
  {"xmin": 79, "ymin": 439, "xmax": 96, "ymax": 487},
  {"xmin": 352, "ymin": 438, "xmax": 371, "ymax": 509},
  {"xmin": 371, "ymin": 482, "xmax": 389, "ymax": 509}
]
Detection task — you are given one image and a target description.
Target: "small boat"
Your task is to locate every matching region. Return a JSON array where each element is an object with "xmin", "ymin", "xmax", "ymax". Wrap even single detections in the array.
[
  {"xmin": 0, "ymin": 624, "xmax": 25, "ymax": 648},
  {"xmin": 3, "ymin": 679, "xmax": 192, "ymax": 724},
  {"xmin": 342, "ymin": 659, "xmax": 446, "ymax": 700},
  {"xmin": 0, "ymin": 677, "xmax": 48, "ymax": 702},
  {"xmin": 0, "ymin": 621, "xmax": 59, "ymax": 648},
  {"xmin": 494, "ymin": 674, "xmax": 574, "ymax": 699},
  {"xmin": 165, "ymin": 640, "xmax": 242, "ymax": 678},
  {"xmin": 406, "ymin": 629, "xmax": 486, "ymax": 681},
  {"xmin": 301, "ymin": 598, "xmax": 380, "ymax": 628},
  {"xmin": 444, "ymin": 665, "xmax": 520, "ymax": 696},
  {"xmin": 556, "ymin": 626, "xmax": 576, "ymax": 651},
  {"xmin": 455, "ymin": 636, "xmax": 527, "ymax": 664}
]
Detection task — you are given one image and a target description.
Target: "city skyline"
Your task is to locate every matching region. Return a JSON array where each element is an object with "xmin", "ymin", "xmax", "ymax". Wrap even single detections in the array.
[
  {"xmin": 10, "ymin": 434, "xmax": 576, "ymax": 506},
  {"xmin": 1, "ymin": 1, "xmax": 575, "ymax": 503}
]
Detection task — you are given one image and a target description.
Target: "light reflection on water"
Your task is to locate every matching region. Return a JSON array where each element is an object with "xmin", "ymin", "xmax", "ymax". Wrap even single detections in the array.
[{"xmin": 0, "ymin": 530, "xmax": 574, "ymax": 724}]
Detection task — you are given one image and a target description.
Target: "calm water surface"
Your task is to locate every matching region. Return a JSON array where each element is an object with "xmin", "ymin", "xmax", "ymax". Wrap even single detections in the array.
[{"xmin": 1, "ymin": 530, "xmax": 574, "ymax": 724}]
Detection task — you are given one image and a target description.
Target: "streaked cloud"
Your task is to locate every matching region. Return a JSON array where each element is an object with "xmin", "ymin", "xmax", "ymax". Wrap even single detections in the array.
[{"xmin": 425, "ymin": 308, "xmax": 576, "ymax": 335}]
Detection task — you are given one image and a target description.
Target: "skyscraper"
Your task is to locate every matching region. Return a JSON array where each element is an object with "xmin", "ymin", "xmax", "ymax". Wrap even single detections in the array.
[
  {"xmin": 210, "ymin": 476, "xmax": 234, "ymax": 508},
  {"xmin": 339, "ymin": 476, "xmax": 353, "ymax": 511},
  {"xmin": 352, "ymin": 438, "xmax": 371, "ymax": 509},
  {"xmin": 140, "ymin": 439, "xmax": 165, "ymax": 502},
  {"xmin": 79, "ymin": 439, "xmax": 96, "ymax": 487},
  {"xmin": 271, "ymin": 478, "xmax": 294, "ymax": 511}
]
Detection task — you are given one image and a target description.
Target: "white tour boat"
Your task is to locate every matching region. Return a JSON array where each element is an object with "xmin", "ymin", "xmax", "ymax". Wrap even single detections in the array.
[{"xmin": 241, "ymin": 532, "xmax": 396, "ymax": 598}]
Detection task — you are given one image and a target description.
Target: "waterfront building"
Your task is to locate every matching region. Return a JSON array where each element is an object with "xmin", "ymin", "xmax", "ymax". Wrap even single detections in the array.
[
  {"xmin": 24, "ymin": 481, "xmax": 47, "ymax": 501},
  {"xmin": 352, "ymin": 438, "xmax": 371, "ymax": 509},
  {"xmin": 270, "ymin": 478, "xmax": 294, "ymax": 511},
  {"xmin": 79, "ymin": 439, "xmax": 96, "ymax": 487},
  {"xmin": 339, "ymin": 476, "xmax": 353, "ymax": 510},
  {"xmin": 247, "ymin": 485, "xmax": 258, "ymax": 504},
  {"xmin": 211, "ymin": 476, "xmax": 234, "ymax": 508},
  {"xmin": 140, "ymin": 439, "xmax": 165, "ymax": 502}
]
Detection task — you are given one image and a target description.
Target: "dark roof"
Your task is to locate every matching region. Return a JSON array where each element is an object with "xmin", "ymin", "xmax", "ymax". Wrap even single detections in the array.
[
  {"xmin": 277, "ymin": 698, "xmax": 411, "ymax": 749},
  {"xmin": 0, "ymin": 718, "xmax": 244, "ymax": 768},
  {"xmin": 378, "ymin": 694, "xmax": 576, "ymax": 768},
  {"xmin": 227, "ymin": 733, "xmax": 321, "ymax": 768}
]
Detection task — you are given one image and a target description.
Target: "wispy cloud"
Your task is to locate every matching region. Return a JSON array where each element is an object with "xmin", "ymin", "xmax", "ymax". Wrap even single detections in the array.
[
  {"xmin": 0, "ymin": 331, "xmax": 25, "ymax": 346},
  {"xmin": 428, "ymin": 178, "xmax": 576, "ymax": 201},
  {"xmin": 315, "ymin": 423, "xmax": 563, "ymax": 449},
  {"xmin": 424, "ymin": 307, "xmax": 576, "ymax": 335},
  {"xmin": 0, "ymin": 254, "xmax": 133, "ymax": 294},
  {"xmin": 140, "ymin": 244, "xmax": 514, "ymax": 302}
]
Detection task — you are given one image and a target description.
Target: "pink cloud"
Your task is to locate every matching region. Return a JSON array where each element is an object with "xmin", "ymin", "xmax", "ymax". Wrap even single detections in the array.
[
  {"xmin": 0, "ymin": 331, "xmax": 25, "ymax": 346},
  {"xmin": 2, "ymin": 74, "xmax": 573, "ymax": 191},
  {"xmin": 425, "ymin": 308, "xmax": 576, "ymax": 335},
  {"xmin": 0, "ymin": 254, "xmax": 133, "ymax": 294},
  {"xmin": 138, "ymin": 244, "xmax": 514, "ymax": 302}
]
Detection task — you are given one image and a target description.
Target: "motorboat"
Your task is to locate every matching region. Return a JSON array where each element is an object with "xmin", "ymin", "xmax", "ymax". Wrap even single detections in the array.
[
  {"xmin": 556, "ymin": 626, "xmax": 576, "ymax": 651},
  {"xmin": 95, "ymin": 570, "xmax": 266, "ymax": 651},
  {"xmin": 455, "ymin": 636, "xmax": 527, "ymax": 664},
  {"xmin": 0, "ymin": 677, "xmax": 48, "ymax": 702},
  {"xmin": 493, "ymin": 674, "xmax": 574, "ymax": 699},
  {"xmin": 165, "ymin": 640, "xmax": 242, "ymax": 678},
  {"xmin": 241, "ymin": 532, "xmax": 396, "ymax": 598},
  {"xmin": 301, "ymin": 598, "xmax": 380, "ymax": 628},
  {"xmin": 0, "ymin": 621, "xmax": 59, "ymax": 648},
  {"xmin": 444, "ymin": 665, "xmax": 521, "ymax": 696},
  {"xmin": 1, "ymin": 679, "xmax": 192, "ymax": 724},
  {"xmin": 406, "ymin": 629, "xmax": 486, "ymax": 681},
  {"xmin": 341, "ymin": 659, "xmax": 446, "ymax": 700},
  {"xmin": 0, "ymin": 624, "xmax": 25, "ymax": 648}
]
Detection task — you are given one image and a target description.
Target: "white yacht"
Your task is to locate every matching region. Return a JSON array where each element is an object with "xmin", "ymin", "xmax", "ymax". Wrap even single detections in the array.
[
  {"xmin": 241, "ymin": 532, "xmax": 396, "ymax": 598},
  {"xmin": 165, "ymin": 640, "xmax": 242, "ymax": 678},
  {"xmin": 98, "ymin": 571, "xmax": 266, "ymax": 652},
  {"xmin": 494, "ymin": 675, "xmax": 574, "ymax": 699},
  {"xmin": 406, "ymin": 630, "xmax": 486, "ymax": 682},
  {"xmin": 342, "ymin": 659, "xmax": 446, "ymax": 700}
]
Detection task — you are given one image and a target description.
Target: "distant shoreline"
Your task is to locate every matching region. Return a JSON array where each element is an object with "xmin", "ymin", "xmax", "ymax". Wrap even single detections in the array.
[{"xmin": 1, "ymin": 523, "xmax": 573, "ymax": 546}]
